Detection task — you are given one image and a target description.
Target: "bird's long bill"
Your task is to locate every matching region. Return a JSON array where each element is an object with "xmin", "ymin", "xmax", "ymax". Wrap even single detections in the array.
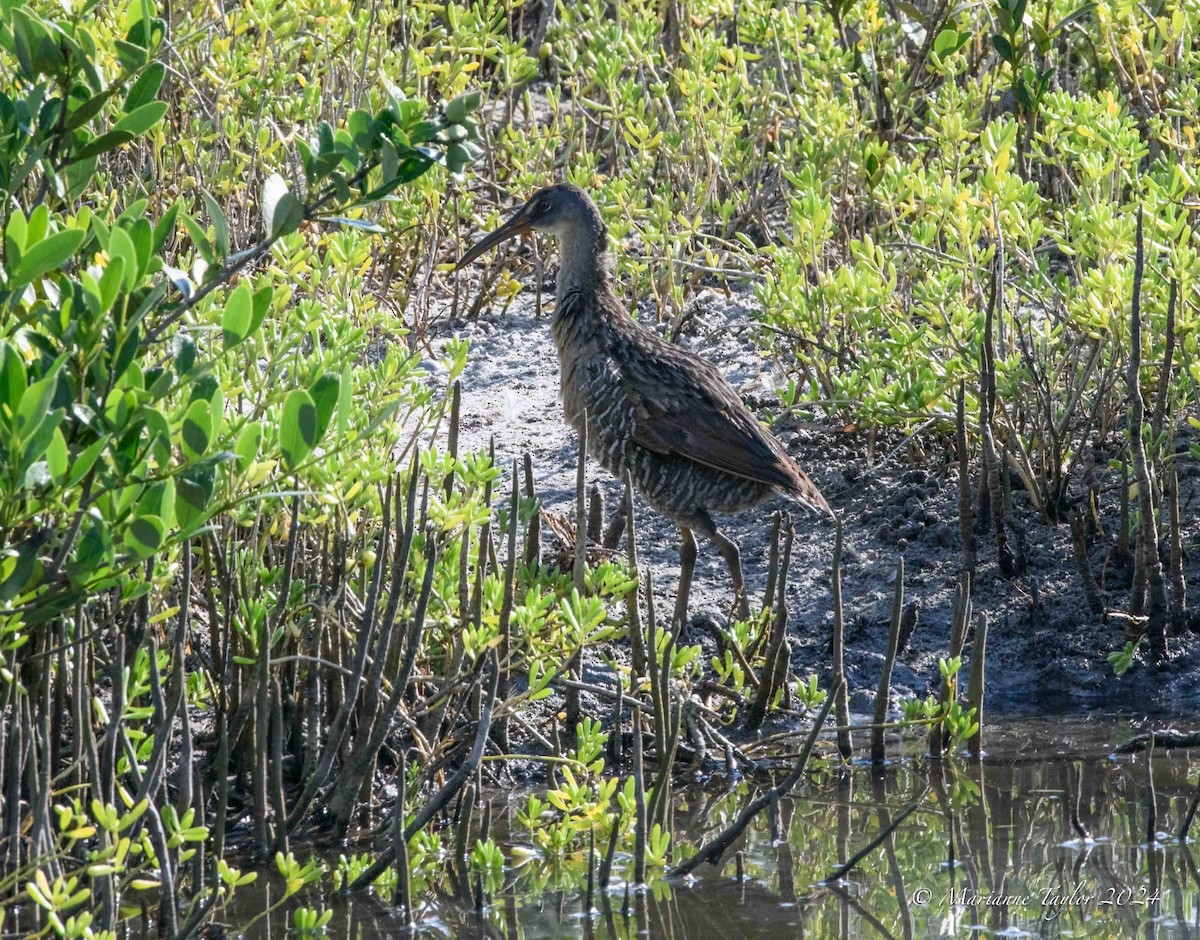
[{"xmin": 453, "ymin": 207, "xmax": 531, "ymax": 270}]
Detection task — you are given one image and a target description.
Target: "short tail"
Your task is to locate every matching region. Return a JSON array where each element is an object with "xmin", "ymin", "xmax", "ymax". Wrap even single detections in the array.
[{"xmin": 786, "ymin": 471, "xmax": 833, "ymax": 518}]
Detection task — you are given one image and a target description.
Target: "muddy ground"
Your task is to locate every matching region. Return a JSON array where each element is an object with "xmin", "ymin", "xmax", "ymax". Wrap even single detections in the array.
[{"xmin": 428, "ymin": 282, "xmax": 1200, "ymax": 725}]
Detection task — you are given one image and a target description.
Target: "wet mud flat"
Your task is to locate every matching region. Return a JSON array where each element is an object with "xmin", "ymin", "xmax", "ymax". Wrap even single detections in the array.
[{"xmin": 431, "ymin": 286, "xmax": 1200, "ymax": 719}]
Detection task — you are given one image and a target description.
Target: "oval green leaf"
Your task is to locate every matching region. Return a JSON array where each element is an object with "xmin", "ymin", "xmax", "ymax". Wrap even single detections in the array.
[
  {"xmin": 234, "ymin": 421, "xmax": 262, "ymax": 470},
  {"xmin": 222, "ymin": 282, "xmax": 253, "ymax": 348},
  {"xmin": 0, "ymin": 343, "xmax": 27, "ymax": 419},
  {"xmin": 309, "ymin": 373, "xmax": 340, "ymax": 445},
  {"xmin": 113, "ymin": 101, "xmax": 168, "ymax": 137},
  {"xmin": 15, "ymin": 369, "xmax": 58, "ymax": 437},
  {"xmin": 124, "ymin": 514, "xmax": 165, "ymax": 557},
  {"xmin": 180, "ymin": 399, "xmax": 212, "ymax": 460},
  {"xmin": 280, "ymin": 389, "xmax": 317, "ymax": 469},
  {"xmin": 124, "ymin": 62, "xmax": 166, "ymax": 112},
  {"xmin": 13, "ymin": 229, "xmax": 86, "ymax": 283}
]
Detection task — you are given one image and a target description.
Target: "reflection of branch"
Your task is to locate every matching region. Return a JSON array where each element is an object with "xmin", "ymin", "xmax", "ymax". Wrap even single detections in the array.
[
  {"xmin": 1180, "ymin": 785, "xmax": 1200, "ymax": 843},
  {"xmin": 822, "ymin": 795, "xmax": 925, "ymax": 883},
  {"xmin": 874, "ymin": 776, "xmax": 914, "ymax": 940},
  {"xmin": 1066, "ymin": 762, "xmax": 1092, "ymax": 842},
  {"xmin": 825, "ymin": 884, "xmax": 899, "ymax": 940},
  {"xmin": 668, "ymin": 680, "xmax": 838, "ymax": 877}
]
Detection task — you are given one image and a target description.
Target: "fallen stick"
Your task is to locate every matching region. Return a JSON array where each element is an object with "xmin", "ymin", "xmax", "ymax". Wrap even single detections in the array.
[{"xmin": 1116, "ymin": 730, "xmax": 1200, "ymax": 754}]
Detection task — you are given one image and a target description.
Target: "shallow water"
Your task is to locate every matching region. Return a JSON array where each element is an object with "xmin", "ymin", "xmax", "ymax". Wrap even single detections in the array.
[{"xmin": 220, "ymin": 717, "xmax": 1200, "ymax": 939}]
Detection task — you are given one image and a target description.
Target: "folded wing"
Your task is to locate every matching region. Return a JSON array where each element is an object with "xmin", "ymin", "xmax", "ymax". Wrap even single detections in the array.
[{"xmin": 604, "ymin": 332, "xmax": 830, "ymax": 514}]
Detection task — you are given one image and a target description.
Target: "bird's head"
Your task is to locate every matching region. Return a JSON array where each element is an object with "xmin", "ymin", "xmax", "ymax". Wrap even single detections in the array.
[{"xmin": 454, "ymin": 184, "xmax": 605, "ymax": 270}]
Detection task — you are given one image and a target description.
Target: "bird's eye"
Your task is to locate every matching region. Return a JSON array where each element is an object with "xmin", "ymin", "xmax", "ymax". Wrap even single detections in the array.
[{"xmin": 537, "ymin": 199, "xmax": 550, "ymax": 213}]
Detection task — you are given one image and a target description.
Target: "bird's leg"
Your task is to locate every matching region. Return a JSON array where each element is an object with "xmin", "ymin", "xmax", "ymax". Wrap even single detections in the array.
[
  {"xmin": 711, "ymin": 530, "xmax": 751, "ymax": 621},
  {"xmin": 674, "ymin": 527, "xmax": 698, "ymax": 628}
]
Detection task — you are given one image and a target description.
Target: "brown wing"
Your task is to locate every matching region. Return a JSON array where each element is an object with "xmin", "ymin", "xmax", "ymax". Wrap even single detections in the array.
[{"xmin": 613, "ymin": 329, "xmax": 830, "ymax": 513}]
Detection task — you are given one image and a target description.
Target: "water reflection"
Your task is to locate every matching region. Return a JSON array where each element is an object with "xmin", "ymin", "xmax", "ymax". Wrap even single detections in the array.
[{"xmin": 227, "ymin": 719, "xmax": 1200, "ymax": 939}]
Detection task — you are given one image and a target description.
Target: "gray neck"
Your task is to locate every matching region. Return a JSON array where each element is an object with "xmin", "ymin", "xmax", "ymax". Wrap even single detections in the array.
[{"xmin": 552, "ymin": 216, "xmax": 612, "ymax": 309}]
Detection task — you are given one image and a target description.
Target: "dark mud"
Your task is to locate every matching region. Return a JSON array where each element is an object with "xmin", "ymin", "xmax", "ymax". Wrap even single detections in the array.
[{"xmin": 431, "ymin": 284, "xmax": 1200, "ymax": 722}]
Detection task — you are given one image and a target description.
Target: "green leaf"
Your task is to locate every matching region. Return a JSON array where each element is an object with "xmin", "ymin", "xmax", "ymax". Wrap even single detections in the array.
[
  {"xmin": 262, "ymin": 174, "xmax": 304, "ymax": 240},
  {"xmin": 143, "ymin": 407, "xmax": 172, "ymax": 465},
  {"xmin": 203, "ymin": 380, "xmax": 224, "ymax": 441},
  {"xmin": 64, "ymin": 154, "xmax": 99, "ymax": 201},
  {"xmin": 45, "ymin": 428, "xmax": 68, "ymax": 480},
  {"xmin": 113, "ymin": 101, "xmax": 168, "ymax": 137},
  {"xmin": 280, "ymin": 389, "xmax": 317, "ymax": 470},
  {"xmin": 0, "ymin": 545, "xmax": 37, "ymax": 603},
  {"xmin": 15, "ymin": 369, "xmax": 59, "ymax": 437},
  {"xmin": 26, "ymin": 206, "xmax": 49, "ymax": 248},
  {"xmin": 72, "ymin": 512, "xmax": 114, "ymax": 580},
  {"xmin": 361, "ymin": 397, "xmax": 400, "ymax": 439},
  {"xmin": 222, "ymin": 282, "xmax": 253, "ymax": 348},
  {"xmin": 250, "ymin": 285, "xmax": 273, "ymax": 335},
  {"xmin": 181, "ymin": 399, "xmax": 212, "ymax": 460},
  {"xmin": 172, "ymin": 332, "xmax": 197, "ymax": 375},
  {"xmin": 33, "ymin": 34, "xmax": 64, "ymax": 76},
  {"xmin": 73, "ymin": 130, "xmax": 137, "ymax": 162},
  {"xmin": 10, "ymin": 10, "xmax": 36, "ymax": 80},
  {"xmin": 933, "ymin": 27, "xmax": 959, "ymax": 57},
  {"xmin": 21, "ymin": 408, "xmax": 62, "ymax": 468},
  {"xmin": 234, "ymin": 421, "xmax": 262, "ymax": 470},
  {"xmin": 309, "ymin": 373, "xmax": 340, "ymax": 444},
  {"xmin": 176, "ymin": 462, "xmax": 215, "ymax": 519},
  {"xmin": 1054, "ymin": 2, "xmax": 1096, "ymax": 33},
  {"xmin": 1016, "ymin": 76, "xmax": 1034, "ymax": 111},
  {"xmin": 129, "ymin": 218, "xmax": 153, "ymax": 290},
  {"xmin": 108, "ymin": 225, "xmax": 139, "ymax": 291},
  {"xmin": 0, "ymin": 344, "xmax": 27, "ymax": 421},
  {"xmin": 153, "ymin": 200, "xmax": 181, "ymax": 253},
  {"xmin": 64, "ymin": 88, "xmax": 113, "ymax": 132},
  {"xmin": 991, "ymin": 34, "xmax": 1014, "ymax": 64},
  {"xmin": 444, "ymin": 90, "xmax": 482, "ymax": 124},
  {"xmin": 142, "ymin": 480, "xmax": 176, "ymax": 529},
  {"xmin": 124, "ymin": 62, "xmax": 165, "ymax": 112},
  {"xmin": 202, "ymin": 191, "xmax": 229, "ymax": 259},
  {"xmin": 410, "ymin": 120, "xmax": 440, "ymax": 145},
  {"xmin": 6, "ymin": 211, "xmax": 27, "ymax": 258},
  {"xmin": 1029, "ymin": 20, "xmax": 1051, "ymax": 55},
  {"xmin": 124, "ymin": 515, "xmax": 165, "ymax": 557},
  {"xmin": 348, "ymin": 108, "xmax": 375, "ymax": 147},
  {"xmin": 114, "ymin": 38, "xmax": 149, "ymax": 71},
  {"xmin": 13, "ymin": 229, "xmax": 85, "ymax": 283},
  {"xmin": 147, "ymin": 367, "xmax": 172, "ymax": 400},
  {"xmin": 380, "ymin": 139, "xmax": 399, "ymax": 182},
  {"xmin": 98, "ymin": 257, "xmax": 125, "ymax": 312},
  {"xmin": 190, "ymin": 374, "xmax": 220, "ymax": 406},
  {"xmin": 67, "ymin": 436, "xmax": 109, "ymax": 487},
  {"xmin": 182, "ymin": 213, "xmax": 214, "ymax": 264}
]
